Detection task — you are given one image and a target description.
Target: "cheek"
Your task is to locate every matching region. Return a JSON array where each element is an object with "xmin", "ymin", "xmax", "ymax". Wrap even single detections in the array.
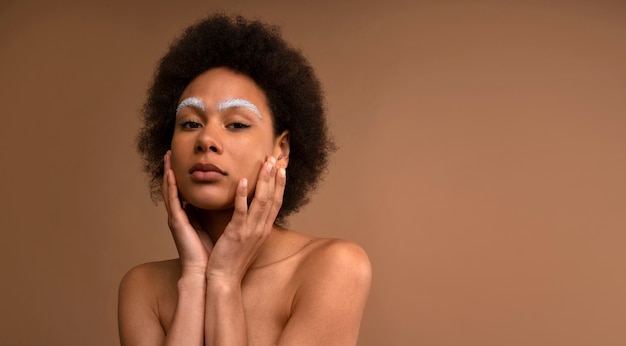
[
  {"xmin": 169, "ymin": 146, "xmax": 187, "ymax": 177},
  {"xmin": 238, "ymin": 152, "xmax": 265, "ymax": 179},
  {"xmin": 231, "ymin": 144, "xmax": 271, "ymax": 179},
  {"xmin": 170, "ymin": 134, "xmax": 187, "ymax": 153},
  {"xmin": 232, "ymin": 134, "xmax": 274, "ymax": 160}
]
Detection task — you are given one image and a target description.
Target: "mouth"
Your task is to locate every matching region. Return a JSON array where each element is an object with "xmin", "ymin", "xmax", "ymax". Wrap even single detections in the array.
[
  {"xmin": 189, "ymin": 163, "xmax": 226, "ymax": 182},
  {"xmin": 189, "ymin": 162, "xmax": 226, "ymax": 175}
]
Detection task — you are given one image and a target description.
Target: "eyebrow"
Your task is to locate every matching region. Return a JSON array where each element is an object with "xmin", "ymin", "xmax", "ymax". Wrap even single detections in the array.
[
  {"xmin": 176, "ymin": 97, "xmax": 206, "ymax": 116},
  {"xmin": 217, "ymin": 98, "xmax": 262, "ymax": 119}
]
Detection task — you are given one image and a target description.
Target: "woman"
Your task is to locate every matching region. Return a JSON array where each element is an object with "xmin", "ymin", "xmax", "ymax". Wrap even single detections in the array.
[{"xmin": 118, "ymin": 14, "xmax": 371, "ymax": 345}]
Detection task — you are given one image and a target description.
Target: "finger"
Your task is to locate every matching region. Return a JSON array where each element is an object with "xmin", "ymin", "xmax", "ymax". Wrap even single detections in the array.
[
  {"xmin": 265, "ymin": 166, "xmax": 286, "ymax": 229},
  {"xmin": 162, "ymin": 152, "xmax": 171, "ymax": 211},
  {"xmin": 163, "ymin": 151, "xmax": 182, "ymax": 213},
  {"xmin": 229, "ymin": 178, "xmax": 249, "ymax": 230},
  {"xmin": 248, "ymin": 158, "xmax": 274, "ymax": 225},
  {"xmin": 260, "ymin": 157, "xmax": 278, "ymax": 224},
  {"xmin": 266, "ymin": 157, "xmax": 277, "ymax": 206},
  {"xmin": 164, "ymin": 153, "xmax": 190, "ymax": 231}
]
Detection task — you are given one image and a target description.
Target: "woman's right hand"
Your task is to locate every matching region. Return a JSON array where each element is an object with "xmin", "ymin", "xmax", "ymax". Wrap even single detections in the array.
[{"xmin": 163, "ymin": 150, "xmax": 213, "ymax": 277}]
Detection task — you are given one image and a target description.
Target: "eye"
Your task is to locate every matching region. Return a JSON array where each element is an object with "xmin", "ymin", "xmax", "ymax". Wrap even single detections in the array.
[
  {"xmin": 226, "ymin": 122, "xmax": 250, "ymax": 130},
  {"xmin": 180, "ymin": 120, "xmax": 202, "ymax": 129}
]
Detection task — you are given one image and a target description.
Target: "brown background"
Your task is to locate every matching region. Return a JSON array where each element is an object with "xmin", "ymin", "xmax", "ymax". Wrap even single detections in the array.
[{"xmin": 1, "ymin": 0, "xmax": 625, "ymax": 345}]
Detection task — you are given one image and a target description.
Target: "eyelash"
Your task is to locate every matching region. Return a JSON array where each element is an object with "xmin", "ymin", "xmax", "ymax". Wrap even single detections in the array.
[
  {"xmin": 178, "ymin": 121, "xmax": 250, "ymax": 130},
  {"xmin": 227, "ymin": 122, "xmax": 250, "ymax": 130},
  {"xmin": 180, "ymin": 120, "xmax": 202, "ymax": 129}
]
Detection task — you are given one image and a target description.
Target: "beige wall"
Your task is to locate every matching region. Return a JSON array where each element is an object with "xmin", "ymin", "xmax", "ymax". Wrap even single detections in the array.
[{"xmin": 1, "ymin": 1, "xmax": 625, "ymax": 345}]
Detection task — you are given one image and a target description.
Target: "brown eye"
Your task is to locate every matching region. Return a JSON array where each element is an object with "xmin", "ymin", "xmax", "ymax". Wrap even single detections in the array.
[
  {"xmin": 227, "ymin": 122, "xmax": 250, "ymax": 130},
  {"xmin": 181, "ymin": 121, "xmax": 202, "ymax": 129}
]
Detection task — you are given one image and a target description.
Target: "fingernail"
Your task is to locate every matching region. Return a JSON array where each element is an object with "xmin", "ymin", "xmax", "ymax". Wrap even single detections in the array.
[
  {"xmin": 279, "ymin": 168, "xmax": 286, "ymax": 178},
  {"xmin": 266, "ymin": 160, "xmax": 274, "ymax": 174}
]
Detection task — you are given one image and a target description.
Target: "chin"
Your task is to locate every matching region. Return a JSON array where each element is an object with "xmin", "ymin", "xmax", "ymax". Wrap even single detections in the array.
[
  {"xmin": 187, "ymin": 197, "xmax": 236, "ymax": 212},
  {"xmin": 179, "ymin": 186, "xmax": 236, "ymax": 211},
  {"xmin": 194, "ymin": 202, "xmax": 235, "ymax": 212}
]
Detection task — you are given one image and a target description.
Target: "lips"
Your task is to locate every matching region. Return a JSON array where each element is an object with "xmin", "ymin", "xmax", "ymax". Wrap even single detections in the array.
[
  {"xmin": 189, "ymin": 163, "xmax": 226, "ymax": 182},
  {"xmin": 189, "ymin": 163, "xmax": 226, "ymax": 174}
]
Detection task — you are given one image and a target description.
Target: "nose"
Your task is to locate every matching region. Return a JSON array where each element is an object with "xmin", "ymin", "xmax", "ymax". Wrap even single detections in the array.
[{"xmin": 194, "ymin": 122, "xmax": 223, "ymax": 154}]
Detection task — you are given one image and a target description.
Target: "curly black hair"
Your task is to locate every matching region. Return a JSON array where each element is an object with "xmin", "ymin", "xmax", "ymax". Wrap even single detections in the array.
[{"xmin": 137, "ymin": 14, "xmax": 335, "ymax": 224}]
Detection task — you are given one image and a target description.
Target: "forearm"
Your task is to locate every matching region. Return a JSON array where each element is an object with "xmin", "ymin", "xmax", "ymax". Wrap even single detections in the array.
[
  {"xmin": 204, "ymin": 279, "xmax": 248, "ymax": 345},
  {"xmin": 164, "ymin": 274, "xmax": 206, "ymax": 346}
]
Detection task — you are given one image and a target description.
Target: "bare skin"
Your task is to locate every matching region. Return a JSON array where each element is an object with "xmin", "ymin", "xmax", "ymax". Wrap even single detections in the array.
[{"xmin": 118, "ymin": 68, "xmax": 371, "ymax": 345}]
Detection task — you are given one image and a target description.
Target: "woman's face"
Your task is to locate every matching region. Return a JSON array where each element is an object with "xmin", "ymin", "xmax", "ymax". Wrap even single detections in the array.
[{"xmin": 170, "ymin": 67, "xmax": 288, "ymax": 210}]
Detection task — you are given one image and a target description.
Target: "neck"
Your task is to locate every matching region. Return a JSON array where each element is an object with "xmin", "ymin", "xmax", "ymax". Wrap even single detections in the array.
[{"xmin": 196, "ymin": 208, "xmax": 235, "ymax": 244}]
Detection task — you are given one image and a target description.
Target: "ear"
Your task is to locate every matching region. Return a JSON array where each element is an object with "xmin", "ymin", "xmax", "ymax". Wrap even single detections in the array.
[{"xmin": 273, "ymin": 130, "xmax": 290, "ymax": 168}]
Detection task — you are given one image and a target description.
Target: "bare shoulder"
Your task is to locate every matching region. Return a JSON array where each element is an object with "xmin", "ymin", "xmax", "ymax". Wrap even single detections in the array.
[
  {"xmin": 118, "ymin": 259, "xmax": 180, "ymax": 314},
  {"xmin": 297, "ymin": 238, "xmax": 372, "ymax": 287},
  {"xmin": 118, "ymin": 259, "xmax": 181, "ymax": 344},
  {"xmin": 120, "ymin": 259, "xmax": 180, "ymax": 293},
  {"xmin": 277, "ymin": 237, "xmax": 371, "ymax": 344},
  {"xmin": 309, "ymin": 238, "xmax": 369, "ymax": 265}
]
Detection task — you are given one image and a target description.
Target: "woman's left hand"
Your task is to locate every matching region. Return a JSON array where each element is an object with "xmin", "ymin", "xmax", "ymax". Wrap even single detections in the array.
[{"xmin": 205, "ymin": 156, "xmax": 286, "ymax": 284}]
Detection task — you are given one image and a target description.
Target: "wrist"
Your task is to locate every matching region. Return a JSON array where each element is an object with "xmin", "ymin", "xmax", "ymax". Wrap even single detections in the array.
[
  {"xmin": 178, "ymin": 272, "xmax": 206, "ymax": 291},
  {"xmin": 205, "ymin": 275, "xmax": 241, "ymax": 293},
  {"xmin": 181, "ymin": 263, "xmax": 208, "ymax": 277}
]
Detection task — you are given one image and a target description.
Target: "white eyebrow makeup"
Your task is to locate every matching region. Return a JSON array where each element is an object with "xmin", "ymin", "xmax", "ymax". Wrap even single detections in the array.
[
  {"xmin": 175, "ymin": 97, "xmax": 262, "ymax": 119},
  {"xmin": 176, "ymin": 97, "xmax": 206, "ymax": 116},
  {"xmin": 217, "ymin": 98, "xmax": 262, "ymax": 118}
]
